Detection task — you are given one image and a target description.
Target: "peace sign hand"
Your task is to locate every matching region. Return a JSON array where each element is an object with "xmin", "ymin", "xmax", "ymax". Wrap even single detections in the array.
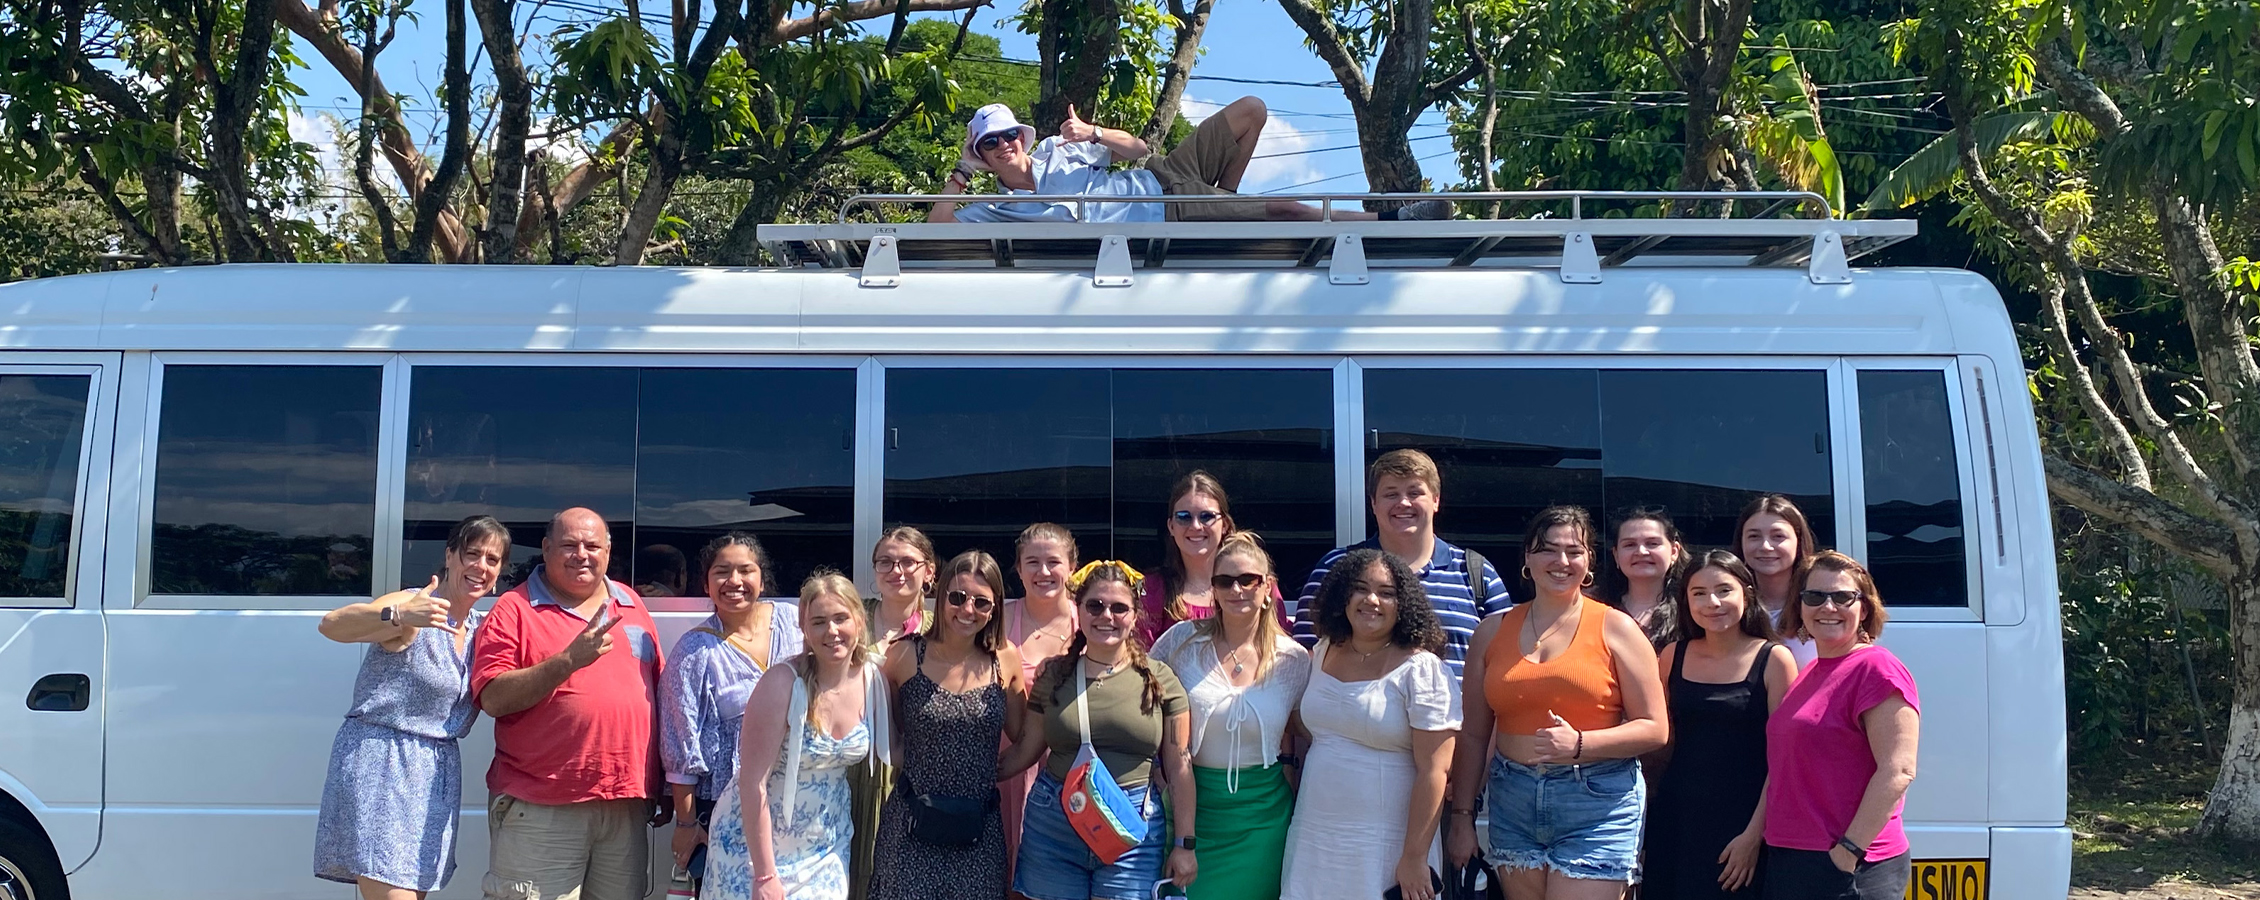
[
  {"xmin": 1532, "ymin": 710, "xmax": 1580, "ymax": 763},
  {"xmin": 390, "ymin": 577, "xmax": 461, "ymax": 635},
  {"xmin": 561, "ymin": 608, "xmax": 621, "ymax": 670},
  {"xmin": 1060, "ymin": 104, "xmax": 1100, "ymax": 144}
]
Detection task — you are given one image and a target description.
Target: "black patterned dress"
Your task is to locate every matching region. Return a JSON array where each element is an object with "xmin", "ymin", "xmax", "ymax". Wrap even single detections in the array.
[{"xmin": 870, "ymin": 637, "xmax": 1009, "ymax": 900}]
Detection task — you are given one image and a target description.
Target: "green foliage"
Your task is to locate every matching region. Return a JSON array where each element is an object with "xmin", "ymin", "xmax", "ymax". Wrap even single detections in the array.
[
  {"xmin": 1862, "ymin": 109, "xmax": 2077, "ymax": 211},
  {"xmin": 2058, "ymin": 531, "xmax": 2234, "ymax": 768}
]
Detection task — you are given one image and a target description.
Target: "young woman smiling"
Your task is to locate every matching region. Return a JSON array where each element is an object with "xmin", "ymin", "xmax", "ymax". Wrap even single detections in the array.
[
  {"xmin": 1140, "ymin": 471, "xmax": 1284, "ymax": 646},
  {"xmin": 872, "ymin": 551, "xmax": 1027, "ymax": 900},
  {"xmin": 1001, "ymin": 523, "xmax": 1080, "ymax": 893},
  {"xmin": 1149, "ymin": 531, "xmax": 1310, "ymax": 900},
  {"xmin": 869, "ymin": 527, "xmax": 938, "ymax": 646},
  {"xmin": 1605, "ymin": 507, "xmax": 1688, "ymax": 651},
  {"xmin": 1643, "ymin": 551, "xmax": 1797, "ymax": 900},
  {"xmin": 1449, "ymin": 506, "xmax": 1667, "ymax": 900},
  {"xmin": 1735, "ymin": 495, "xmax": 1819, "ymax": 666}
]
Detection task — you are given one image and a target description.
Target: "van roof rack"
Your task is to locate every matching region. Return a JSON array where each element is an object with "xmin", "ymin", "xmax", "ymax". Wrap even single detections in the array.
[{"xmin": 754, "ymin": 190, "xmax": 1916, "ymax": 287}]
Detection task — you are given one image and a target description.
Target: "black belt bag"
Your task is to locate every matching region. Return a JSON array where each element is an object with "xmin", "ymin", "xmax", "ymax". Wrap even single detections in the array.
[{"xmin": 901, "ymin": 775, "xmax": 995, "ymax": 848}]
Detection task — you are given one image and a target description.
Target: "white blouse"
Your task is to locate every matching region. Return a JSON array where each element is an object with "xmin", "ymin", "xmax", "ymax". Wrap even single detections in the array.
[{"xmin": 1150, "ymin": 621, "xmax": 1313, "ymax": 776}]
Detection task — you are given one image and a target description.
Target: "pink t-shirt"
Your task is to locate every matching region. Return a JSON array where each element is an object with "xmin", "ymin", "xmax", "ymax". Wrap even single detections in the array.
[{"xmin": 1764, "ymin": 645, "xmax": 1920, "ymax": 860}]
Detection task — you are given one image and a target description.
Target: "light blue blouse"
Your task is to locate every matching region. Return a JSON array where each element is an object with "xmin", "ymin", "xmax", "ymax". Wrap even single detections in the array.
[{"xmin": 659, "ymin": 605, "xmax": 804, "ymax": 801}]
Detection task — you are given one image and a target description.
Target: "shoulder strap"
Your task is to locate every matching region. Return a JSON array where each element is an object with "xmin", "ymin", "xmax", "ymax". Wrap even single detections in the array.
[
  {"xmin": 1747, "ymin": 642, "xmax": 1777, "ymax": 685},
  {"xmin": 1668, "ymin": 639, "xmax": 1688, "ymax": 686},
  {"xmin": 1461, "ymin": 547, "xmax": 1489, "ymax": 599},
  {"xmin": 1074, "ymin": 662, "xmax": 1095, "ymax": 748},
  {"xmin": 778, "ymin": 663, "xmax": 810, "ymax": 828}
]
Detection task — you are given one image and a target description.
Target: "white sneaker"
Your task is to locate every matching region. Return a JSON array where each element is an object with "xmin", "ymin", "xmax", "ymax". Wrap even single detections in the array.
[{"xmin": 1398, "ymin": 198, "xmax": 1453, "ymax": 220}]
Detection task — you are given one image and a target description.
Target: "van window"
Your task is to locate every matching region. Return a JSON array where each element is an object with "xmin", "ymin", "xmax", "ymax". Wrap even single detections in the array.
[
  {"xmin": 403, "ymin": 366, "xmax": 856, "ymax": 598},
  {"xmin": 150, "ymin": 365, "xmax": 383, "ymax": 595},
  {"xmin": 1858, "ymin": 370, "xmax": 1968, "ymax": 607},
  {"xmin": 0, "ymin": 374, "xmax": 91, "ymax": 600},
  {"xmin": 1365, "ymin": 368, "xmax": 1836, "ymax": 581},
  {"xmin": 884, "ymin": 368, "xmax": 1334, "ymax": 592}
]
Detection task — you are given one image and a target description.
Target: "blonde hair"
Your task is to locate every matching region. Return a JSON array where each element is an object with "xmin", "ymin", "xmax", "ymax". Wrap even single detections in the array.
[
  {"xmin": 1193, "ymin": 530, "xmax": 1289, "ymax": 681},
  {"xmin": 1368, "ymin": 448, "xmax": 1442, "ymax": 499},
  {"xmin": 796, "ymin": 569, "xmax": 873, "ymax": 725}
]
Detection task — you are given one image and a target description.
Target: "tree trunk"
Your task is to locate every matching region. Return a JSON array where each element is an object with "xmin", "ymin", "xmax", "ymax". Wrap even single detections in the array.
[
  {"xmin": 613, "ymin": 109, "xmax": 687, "ymax": 265},
  {"xmin": 205, "ymin": 0, "xmax": 283, "ymax": 262},
  {"xmin": 715, "ymin": 185, "xmax": 790, "ymax": 266},
  {"xmin": 404, "ymin": 0, "xmax": 472, "ymax": 263},
  {"xmin": 2201, "ymin": 576, "xmax": 2260, "ymax": 841},
  {"xmin": 471, "ymin": 0, "xmax": 533, "ymax": 263},
  {"xmin": 1140, "ymin": 0, "xmax": 1213, "ymax": 147},
  {"xmin": 1033, "ymin": 0, "xmax": 1118, "ymax": 133}
]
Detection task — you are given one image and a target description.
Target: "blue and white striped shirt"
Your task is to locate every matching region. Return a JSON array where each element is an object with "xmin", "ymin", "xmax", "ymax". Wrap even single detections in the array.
[{"xmin": 1290, "ymin": 537, "xmax": 1515, "ymax": 675}]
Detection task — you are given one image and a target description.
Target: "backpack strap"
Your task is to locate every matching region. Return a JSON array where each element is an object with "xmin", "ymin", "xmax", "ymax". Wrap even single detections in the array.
[{"xmin": 1461, "ymin": 547, "xmax": 1492, "ymax": 606}]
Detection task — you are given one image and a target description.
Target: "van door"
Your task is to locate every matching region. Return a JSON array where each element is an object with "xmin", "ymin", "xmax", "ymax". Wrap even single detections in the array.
[{"xmin": 0, "ymin": 357, "xmax": 116, "ymax": 872}]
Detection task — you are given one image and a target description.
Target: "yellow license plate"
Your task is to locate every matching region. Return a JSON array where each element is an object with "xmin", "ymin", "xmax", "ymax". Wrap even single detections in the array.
[{"xmin": 1905, "ymin": 859, "xmax": 1988, "ymax": 900}]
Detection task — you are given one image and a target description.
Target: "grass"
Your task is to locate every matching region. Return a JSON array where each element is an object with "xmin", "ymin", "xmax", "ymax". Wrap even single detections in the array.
[{"xmin": 2070, "ymin": 756, "xmax": 2260, "ymax": 889}]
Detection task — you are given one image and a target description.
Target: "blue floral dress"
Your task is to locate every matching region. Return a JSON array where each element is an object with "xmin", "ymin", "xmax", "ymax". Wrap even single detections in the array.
[{"xmin": 705, "ymin": 714, "xmax": 872, "ymax": 900}]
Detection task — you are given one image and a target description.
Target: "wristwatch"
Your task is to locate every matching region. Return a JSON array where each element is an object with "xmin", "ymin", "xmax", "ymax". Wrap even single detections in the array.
[
  {"xmin": 379, "ymin": 605, "xmax": 395, "ymax": 624},
  {"xmin": 1174, "ymin": 836, "xmax": 1197, "ymax": 851},
  {"xmin": 1834, "ymin": 835, "xmax": 1864, "ymax": 857}
]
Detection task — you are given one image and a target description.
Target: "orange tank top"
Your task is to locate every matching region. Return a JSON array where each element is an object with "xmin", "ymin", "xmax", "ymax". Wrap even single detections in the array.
[{"xmin": 1485, "ymin": 597, "xmax": 1623, "ymax": 734}]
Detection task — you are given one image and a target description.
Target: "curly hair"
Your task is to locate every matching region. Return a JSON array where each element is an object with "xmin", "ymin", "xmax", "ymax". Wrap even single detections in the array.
[{"xmin": 1309, "ymin": 548, "xmax": 1445, "ymax": 653}]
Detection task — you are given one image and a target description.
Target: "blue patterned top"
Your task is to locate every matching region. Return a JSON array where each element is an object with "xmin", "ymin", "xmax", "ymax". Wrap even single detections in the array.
[
  {"xmin": 660, "ymin": 606, "xmax": 805, "ymax": 800},
  {"xmin": 344, "ymin": 611, "xmax": 487, "ymax": 740}
]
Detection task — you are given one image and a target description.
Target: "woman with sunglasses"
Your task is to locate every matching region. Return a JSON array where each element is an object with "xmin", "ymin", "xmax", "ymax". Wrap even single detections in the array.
[
  {"xmin": 871, "ymin": 550, "xmax": 1026, "ymax": 900},
  {"xmin": 1003, "ymin": 561, "xmax": 1196, "ymax": 900},
  {"xmin": 1643, "ymin": 551, "xmax": 1796, "ymax": 900},
  {"xmin": 1281, "ymin": 548, "xmax": 1460, "ymax": 900},
  {"xmin": 1003, "ymin": 523, "xmax": 1081, "ymax": 892},
  {"xmin": 1761, "ymin": 552, "xmax": 1919, "ymax": 900},
  {"xmin": 1148, "ymin": 531, "xmax": 1309, "ymax": 900},
  {"xmin": 1139, "ymin": 471, "xmax": 1284, "ymax": 647}
]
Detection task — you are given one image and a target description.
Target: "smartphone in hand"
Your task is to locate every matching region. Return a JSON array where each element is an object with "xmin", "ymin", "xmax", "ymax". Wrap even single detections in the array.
[{"xmin": 1381, "ymin": 868, "xmax": 1443, "ymax": 900}]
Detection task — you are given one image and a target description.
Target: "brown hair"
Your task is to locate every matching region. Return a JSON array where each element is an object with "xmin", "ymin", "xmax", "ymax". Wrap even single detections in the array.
[
  {"xmin": 1039, "ymin": 562, "xmax": 1169, "ymax": 715},
  {"xmin": 1159, "ymin": 470, "xmax": 1238, "ymax": 622},
  {"xmin": 1308, "ymin": 547, "xmax": 1446, "ymax": 652},
  {"xmin": 1367, "ymin": 448, "xmax": 1442, "ymax": 499},
  {"xmin": 872, "ymin": 525, "xmax": 938, "ymax": 597},
  {"xmin": 1015, "ymin": 522, "xmax": 1080, "ymax": 569},
  {"xmin": 1521, "ymin": 505, "xmax": 1598, "ymax": 558},
  {"xmin": 1604, "ymin": 507, "xmax": 1686, "ymax": 647},
  {"xmin": 1736, "ymin": 494, "xmax": 1817, "ymax": 579},
  {"xmin": 926, "ymin": 549, "xmax": 1008, "ymax": 653},
  {"xmin": 1675, "ymin": 549, "xmax": 1776, "ymax": 642},
  {"xmin": 440, "ymin": 515, "xmax": 512, "ymax": 587},
  {"xmin": 1781, "ymin": 550, "xmax": 1889, "ymax": 642},
  {"xmin": 796, "ymin": 569, "xmax": 874, "ymax": 724},
  {"xmin": 1192, "ymin": 531, "xmax": 1290, "ymax": 680}
]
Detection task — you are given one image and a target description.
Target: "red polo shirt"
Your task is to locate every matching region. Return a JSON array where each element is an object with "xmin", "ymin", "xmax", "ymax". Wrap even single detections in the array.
[{"xmin": 471, "ymin": 566, "xmax": 665, "ymax": 805}]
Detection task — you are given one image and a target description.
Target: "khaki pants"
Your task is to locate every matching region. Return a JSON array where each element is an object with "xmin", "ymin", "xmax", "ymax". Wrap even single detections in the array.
[
  {"xmin": 1140, "ymin": 113, "xmax": 1272, "ymax": 221},
  {"xmin": 483, "ymin": 793, "xmax": 651, "ymax": 900}
]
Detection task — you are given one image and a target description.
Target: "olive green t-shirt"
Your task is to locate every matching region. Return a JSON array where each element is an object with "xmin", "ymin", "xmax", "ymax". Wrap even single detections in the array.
[{"xmin": 1029, "ymin": 656, "xmax": 1188, "ymax": 787}]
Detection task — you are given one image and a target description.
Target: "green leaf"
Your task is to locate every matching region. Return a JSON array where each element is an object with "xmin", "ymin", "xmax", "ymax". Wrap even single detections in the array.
[{"xmin": 1860, "ymin": 111, "xmax": 2070, "ymax": 213}]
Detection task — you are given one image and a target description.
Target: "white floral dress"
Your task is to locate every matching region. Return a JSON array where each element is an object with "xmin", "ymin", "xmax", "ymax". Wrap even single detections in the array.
[{"xmin": 705, "ymin": 718, "xmax": 872, "ymax": 900}]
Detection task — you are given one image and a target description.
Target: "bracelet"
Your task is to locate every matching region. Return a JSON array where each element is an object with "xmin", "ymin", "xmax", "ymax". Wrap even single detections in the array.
[
  {"xmin": 1275, "ymin": 753, "xmax": 1301, "ymax": 768},
  {"xmin": 1451, "ymin": 808, "xmax": 1475, "ymax": 817},
  {"xmin": 1834, "ymin": 835, "xmax": 1864, "ymax": 857},
  {"xmin": 1573, "ymin": 730, "xmax": 1584, "ymax": 760}
]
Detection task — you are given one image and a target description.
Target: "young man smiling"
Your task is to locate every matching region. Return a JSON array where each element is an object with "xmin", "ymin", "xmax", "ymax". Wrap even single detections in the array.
[
  {"xmin": 925, "ymin": 98, "xmax": 1451, "ymax": 224},
  {"xmin": 1291, "ymin": 449, "xmax": 1514, "ymax": 675}
]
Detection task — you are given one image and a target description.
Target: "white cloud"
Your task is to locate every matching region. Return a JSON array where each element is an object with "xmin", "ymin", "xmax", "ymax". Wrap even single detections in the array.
[
  {"xmin": 289, "ymin": 110, "xmax": 352, "ymax": 190},
  {"xmin": 1179, "ymin": 94, "xmax": 1326, "ymax": 194},
  {"xmin": 527, "ymin": 117, "xmax": 595, "ymax": 167}
]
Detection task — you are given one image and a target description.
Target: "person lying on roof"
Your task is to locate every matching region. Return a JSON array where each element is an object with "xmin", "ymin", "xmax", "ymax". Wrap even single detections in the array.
[{"xmin": 925, "ymin": 97, "xmax": 1452, "ymax": 224}]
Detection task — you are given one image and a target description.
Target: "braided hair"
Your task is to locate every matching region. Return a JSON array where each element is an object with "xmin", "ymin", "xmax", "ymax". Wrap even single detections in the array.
[{"xmin": 1038, "ymin": 561, "xmax": 1167, "ymax": 715}]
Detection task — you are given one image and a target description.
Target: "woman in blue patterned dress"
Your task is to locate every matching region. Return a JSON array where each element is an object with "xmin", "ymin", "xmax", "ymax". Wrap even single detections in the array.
[
  {"xmin": 312, "ymin": 516, "xmax": 509, "ymax": 900},
  {"xmin": 662, "ymin": 532, "xmax": 806, "ymax": 881},
  {"xmin": 707, "ymin": 570, "xmax": 893, "ymax": 900}
]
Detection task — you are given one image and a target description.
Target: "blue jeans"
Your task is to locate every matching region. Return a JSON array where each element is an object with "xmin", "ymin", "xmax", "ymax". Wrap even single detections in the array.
[
  {"xmin": 1014, "ymin": 771, "xmax": 1169, "ymax": 900},
  {"xmin": 1484, "ymin": 755, "xmax": 1644, "ymax": 883}
]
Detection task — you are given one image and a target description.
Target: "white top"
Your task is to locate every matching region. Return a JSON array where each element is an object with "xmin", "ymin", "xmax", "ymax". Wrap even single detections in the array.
[
  {"xmin": 1770, "ymin": 606, "xmax": 1821, "ymax": 667},
  {"xmin": 953, "ymin": 137, "xmax": 1166, "ymax": 224},
  {"xmin": 1150, "ymin": 621, "xmax": 1313, "ymax": 773},
  {"xmin": 1298, "ymin": 640, "xmax": 1462, "ymax": 752}
]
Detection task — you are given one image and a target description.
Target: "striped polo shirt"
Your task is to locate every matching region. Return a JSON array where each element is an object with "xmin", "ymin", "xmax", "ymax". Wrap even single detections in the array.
[{"xmin": 1290, "ymin": 536, "xmax": 1515, "ymax": 675}]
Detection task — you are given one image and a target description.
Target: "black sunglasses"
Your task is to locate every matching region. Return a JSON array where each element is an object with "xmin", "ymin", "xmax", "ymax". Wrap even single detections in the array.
[
  {"xmin": 1081, "ymin": 599, "xmax": 1136, "ymax": 618},
  {"xmin": 1170, "ymin": 510, "xmax": 1223, "ymax": 527},
  {"xmin": 1798, "ymin": 589, "xmax": 1863, "ymax": 608},
  {"xmin": 977, "ymin": 131, "xmax": 1019, "ymax": 152},
  {"xmin": 1209, "ymin": 572, "xmax": 1265, "ymax": 592},
  {"xmin": 945, "ymin": 590, "xmax": 995, "ymax": 613}
]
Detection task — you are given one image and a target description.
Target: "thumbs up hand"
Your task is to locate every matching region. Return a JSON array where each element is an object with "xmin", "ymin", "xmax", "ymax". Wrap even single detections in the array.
[
  {"xmin": 390, "ymin": 577, "xmax": 462, "ymax": 635},
  {"xmin": 1533, "ymin": 710, "xmax": 1580, "ymax": 763},
  {"xmin": 1060, "ymin": 104, "xmax": 1100, "ymax": 144}
]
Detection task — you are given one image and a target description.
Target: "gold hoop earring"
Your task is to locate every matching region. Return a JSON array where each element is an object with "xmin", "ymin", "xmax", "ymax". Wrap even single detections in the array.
[
  {"xmin": 1520, "ymin": 566, "xmax": 1532, "ymax": 582},
  {"xmin": 1581, "ymin": 571, "xmax": 1595, "ymax": 588}
]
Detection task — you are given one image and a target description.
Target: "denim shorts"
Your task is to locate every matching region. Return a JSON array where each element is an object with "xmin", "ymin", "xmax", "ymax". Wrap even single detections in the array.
[
  {"xmin": 1484, "ymin": 755, "xmax": 1644, "ymax": 882},
  {"xmin": 1015, "ymin": 771, "xmax": 1169, "ymax": 900}
]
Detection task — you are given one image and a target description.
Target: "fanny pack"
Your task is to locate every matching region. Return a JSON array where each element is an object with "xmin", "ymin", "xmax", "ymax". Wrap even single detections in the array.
[
  {"xmin": 1060, "ymin": 662, "xmax": 1149, "ymax": 864},
  {"xmin": 900, "ymin": 772, "xmax": 996, "ymax": 847}
]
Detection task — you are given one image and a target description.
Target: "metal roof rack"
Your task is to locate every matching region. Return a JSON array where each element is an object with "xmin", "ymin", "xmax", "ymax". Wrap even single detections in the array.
[{"xmin": 754, "ymin": 190, "xmax": 1917, "ymax": 288}]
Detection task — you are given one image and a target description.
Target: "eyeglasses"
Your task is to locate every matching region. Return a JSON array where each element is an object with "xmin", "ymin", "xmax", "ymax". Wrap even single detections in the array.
[
  {"xmin": 1209, "ymin": 572, "xmax": 1265, "ymax": 592},
  {"xmin": 976, "ymin": 131, "xmax": 1020, "ymax": 153},
  {"xmin": 1081, "ymin": 599, "xmax": 1136, "ymax": 618},
  {"xmin": 945, "ymin": 590, "xmax": 995, "ymax": 613},
  {"xmin": 1170, "ymin": 510, "xmax": 1223, "ymax": 528},
  {"xmin": 1798, "ymin": 589, "xmax": 1864, "ymax": 608},
  {"xmin": 873, "ymin": 557, "xmax": 927, "ymax": 574}
]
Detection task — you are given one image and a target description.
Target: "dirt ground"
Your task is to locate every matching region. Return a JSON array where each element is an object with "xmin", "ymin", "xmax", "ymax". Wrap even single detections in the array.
[{"xmin": 2072, "ymin": 884, "xmax": 2260, "ymax": 899}]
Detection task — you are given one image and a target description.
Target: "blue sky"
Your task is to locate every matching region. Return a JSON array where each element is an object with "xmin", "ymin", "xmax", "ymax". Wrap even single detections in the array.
[{"xmin": 283, "ymin": 0, "xmax": 1466, "ymax": 197}]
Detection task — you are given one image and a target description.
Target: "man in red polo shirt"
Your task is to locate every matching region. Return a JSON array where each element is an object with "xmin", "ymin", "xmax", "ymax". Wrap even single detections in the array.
[{"xmin": 471, "ymin": 507, "xmax": 667, "ymax": 900}]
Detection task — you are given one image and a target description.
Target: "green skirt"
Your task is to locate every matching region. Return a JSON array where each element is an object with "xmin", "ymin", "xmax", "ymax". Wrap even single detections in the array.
[{"xmin": 1187, "ymin": 763, "xmax": 1294, "ymax": 900}]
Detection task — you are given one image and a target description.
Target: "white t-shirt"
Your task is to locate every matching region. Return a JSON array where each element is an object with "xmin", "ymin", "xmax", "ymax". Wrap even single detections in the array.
[
  {"xmin": 1150, "ymin": 621, "xmax": 1312, "ymax": 770},
  {"xmin": 1770, "ymin": 605, "xmax": 1821, "ymax": 667},
  {"xmin": 954, "ymin": 137, "xmax": 1165, "ymax": 224}
]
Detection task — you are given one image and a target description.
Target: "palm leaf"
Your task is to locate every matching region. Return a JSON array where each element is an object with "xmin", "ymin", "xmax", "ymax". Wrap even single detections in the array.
[{"xmin": 1859, "ymin": 110, "xmax": 2069, "ymax": 214}]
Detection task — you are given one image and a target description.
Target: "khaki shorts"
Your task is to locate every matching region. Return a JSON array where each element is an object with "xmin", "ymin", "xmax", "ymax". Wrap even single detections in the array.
[
  {"xmin": 1139, "ymin": 112, "xmax": 1272, "ymax": 221},
  {"xmin": 483, "ymin": 793, "xmax": 651, "ymax": 900}
]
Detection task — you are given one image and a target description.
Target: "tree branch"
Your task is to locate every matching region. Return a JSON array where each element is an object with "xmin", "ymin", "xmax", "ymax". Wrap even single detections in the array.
[
  {"xmin": 2046, "ymin": 453, "xmax": 2238, "ymax": 578},
  {"xmin": 1141, "ymin": 0, "xmax": 1214, "ymax": 146},
  {"xmin": 1274, "ymin": 0, "xmax": 1371, "ymax": 106},
  {"xmin": 76, "ymin": 147, "xmax": 179, "ymax": 266},
  {"xmin": 773, "ymin": 0, "xmax": 986, "ymax": 42}
]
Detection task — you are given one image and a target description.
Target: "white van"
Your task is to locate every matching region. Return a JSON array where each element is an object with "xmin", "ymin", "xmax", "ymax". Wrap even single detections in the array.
[{"xmin": 0, "ymin": 192, "xmax": 2063, "ymax": 900}]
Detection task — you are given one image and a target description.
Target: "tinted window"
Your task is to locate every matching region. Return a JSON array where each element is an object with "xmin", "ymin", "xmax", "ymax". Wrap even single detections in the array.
[
  {"xmin": 1367, "ymin": 368, "xmax": 1834, "ymax": 592},
  {"xmin": 0, "ymin": 374, "xmax": 90, "ymax": 599},
  {"xmin": 1859, "ymin": 370, "xmax": 1968, "ymax": 606},
  {"xmin": 884, "ymin": 368, "xmax": 1333, "ymax": 594},
  {"xmin": 404, "ymin": 367, "xmax": 854, "ymax": 599},
  {"xmin": 151, "ymin": 365, "xmax": 381, "ymax": 595}
]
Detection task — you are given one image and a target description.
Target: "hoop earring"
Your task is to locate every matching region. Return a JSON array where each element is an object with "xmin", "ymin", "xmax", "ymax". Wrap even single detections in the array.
[
  {"xmin": 1581, "ymin": 571, "xmax": 1595, "ymax": 588},
  {"xmin": 1520, "ymin": 566, "xmax": 1532, "ymax": 582}
]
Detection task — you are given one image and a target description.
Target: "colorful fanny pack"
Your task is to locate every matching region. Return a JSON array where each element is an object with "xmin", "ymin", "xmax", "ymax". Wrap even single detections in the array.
[{"xmin": 1061, "ymin": 662, "xmax": 1149, "ymax": 864}]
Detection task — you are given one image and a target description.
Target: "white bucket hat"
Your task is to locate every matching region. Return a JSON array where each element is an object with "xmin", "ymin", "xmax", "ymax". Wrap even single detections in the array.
[{"xmin": 963, "ymin": 103, "xmax": 1037, "ymax": 170}]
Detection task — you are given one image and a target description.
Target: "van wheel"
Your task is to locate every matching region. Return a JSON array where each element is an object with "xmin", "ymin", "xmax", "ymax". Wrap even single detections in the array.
[{"xmin": 0, "ymin": 816, "xmax": 67, "ymax": 900}]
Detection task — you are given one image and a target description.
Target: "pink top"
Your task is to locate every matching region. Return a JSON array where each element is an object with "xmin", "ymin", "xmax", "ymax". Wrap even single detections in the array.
[
  {"xmin": 1135, "ymin": 576, "xmax": 1288, "ymax": 647},
  {"xmin": 1764, "ymin": 645, "xmax": 1921, "ymax": 860}
]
